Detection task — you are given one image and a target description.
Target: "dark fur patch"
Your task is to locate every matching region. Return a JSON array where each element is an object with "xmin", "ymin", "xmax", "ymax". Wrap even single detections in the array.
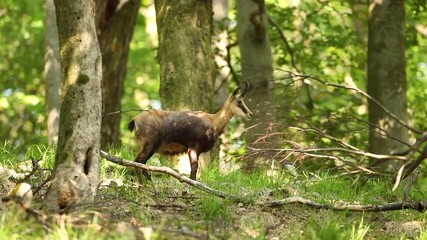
[
  {"xmin": 160, "ymin": 112, "xmax": 216, "ymax": 153},
  {"xmin": 134, "ymin": 111, "xmax": 216, "ymax": 155}
]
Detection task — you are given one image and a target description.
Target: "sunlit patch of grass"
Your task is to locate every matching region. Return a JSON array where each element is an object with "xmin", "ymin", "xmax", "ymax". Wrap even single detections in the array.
[
  {"xmin": 100, "ymin": 146, "xmax": 135, "ymax": 183},
  {"xmin": 305, "ymin": 217, "xmax": 350, "ymax": 240},
  {"xmin": 0, "ymin": 141, "xmax": 21, "ymax": 167},
  {"xmin": 301, "ymin": 172, "xmax": 401, "ymax": 205},
  {"xmin": 202, "ymin": 166, "xmax": 292, "ymax": 198},
  {"xmin": 25, "ymin": 144, "xmax": 56, "ymax": 169}
]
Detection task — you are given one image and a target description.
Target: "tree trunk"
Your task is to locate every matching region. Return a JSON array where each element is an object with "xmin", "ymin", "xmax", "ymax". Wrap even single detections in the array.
[
  {"xmin": 236, "ymin": 0, "xmax": 276, "ymax": 170},
  {"xmin": 97, "ymin": 0, "xmax": 140, "ymax": 149},
  {"xmin": 154, "ymin": 0, "xmax": 215, "ymax": 177},
  {"xmin": 368, "ymin": 0, "xmax": 409, "ymax": 171},
  {"xmin": 44, "ymin": 0, "xmax": 61, "ymax": 146},
  {"xmin": 44, "ymin": 0, "xmax": 102, "ymax": 212}
]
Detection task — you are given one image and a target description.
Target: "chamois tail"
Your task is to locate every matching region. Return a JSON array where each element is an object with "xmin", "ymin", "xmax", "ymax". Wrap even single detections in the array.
[{"xmin": 128, "ymin": 119, "xmax": 135, "ymax": 132}]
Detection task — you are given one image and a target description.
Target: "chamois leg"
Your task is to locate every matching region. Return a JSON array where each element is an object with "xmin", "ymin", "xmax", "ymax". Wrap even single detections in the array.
[
  {"xmin": 188, "ymin": 149, "xmax": 199, "ymax": 180},
  {"xmin": 134, "ymin": 143, "xmax": 155, "ymax": 183}
]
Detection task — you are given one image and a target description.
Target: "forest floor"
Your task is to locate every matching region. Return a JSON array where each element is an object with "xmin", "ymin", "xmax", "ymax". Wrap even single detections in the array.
[{"xmin": 1, "ymin": 147, "xmax": 427, "ymax": 239}]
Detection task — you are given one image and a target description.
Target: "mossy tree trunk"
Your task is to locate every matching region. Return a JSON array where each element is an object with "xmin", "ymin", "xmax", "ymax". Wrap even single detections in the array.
[
  {"xmin": 368, "ymin": 0, "xmax": 409, "ymax": 171},
  {"xmin": 154, "ymin": 0, "xmax": 214, "ymax": 111},
  {"xmin": 44, "ymin": 0, "xmax": 102, "ymax": 212},
  {"xmin": 236, "ymin": 0, "xmax": 276, "ymax": 170},
  {"xmin": 154, "ymin": 0, "xmax": 215, "ymax": 176},
  {"xmin": 96, "ymin": 0, "xmax": 140, "ymax": 149}
]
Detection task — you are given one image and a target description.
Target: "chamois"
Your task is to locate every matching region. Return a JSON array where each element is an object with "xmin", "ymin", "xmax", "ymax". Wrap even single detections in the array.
[{"xmin": 128, "ymin": 82, "xmax": 253, "ymax": 181}]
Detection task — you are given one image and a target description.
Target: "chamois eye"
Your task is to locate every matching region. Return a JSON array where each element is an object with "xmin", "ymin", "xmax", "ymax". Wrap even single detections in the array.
[{"xmin": 237, "ymin": 99, "xmax": 242, "ymax": 104}]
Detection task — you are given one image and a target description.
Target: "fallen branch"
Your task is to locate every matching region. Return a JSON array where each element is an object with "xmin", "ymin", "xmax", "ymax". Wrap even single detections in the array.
[
  {"xmin": 260, "ymin": 196, "xmax": 427, "ymax": 212},
  {"xmin": 101, "ymin": 151, "xmax": 427, "ymax": 213},
  {"xmin": 100, "ymin": 150, "xmax": 237, "ymax": 200}
]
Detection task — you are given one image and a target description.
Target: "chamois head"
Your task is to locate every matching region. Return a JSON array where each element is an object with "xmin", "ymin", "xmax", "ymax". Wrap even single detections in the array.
[{"xmin": 227, "ymin": 81, "xmax": 253, "ymax": 120}]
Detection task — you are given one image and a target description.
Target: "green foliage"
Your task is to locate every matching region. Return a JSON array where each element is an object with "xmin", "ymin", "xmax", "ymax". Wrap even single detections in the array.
[
  {"xmin": 406, "ymin": 0, "xmax": 427, "ymax": 130},
  {"xmin": 262, "ymin": 0, "xmax": 427, "ymax": 159},
  {"xmin": 0, "ymin": 0, "xmax": 46, "ymax": 154},
  {"xmin": 0, "ymin": 2, "xmax": 160, "ymax": 155}
]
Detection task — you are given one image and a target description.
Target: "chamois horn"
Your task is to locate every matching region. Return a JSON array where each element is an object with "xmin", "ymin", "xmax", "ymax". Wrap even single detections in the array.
[{"xmin": 240, "ymin": 81, "xmax": 249, "ymax": 97}]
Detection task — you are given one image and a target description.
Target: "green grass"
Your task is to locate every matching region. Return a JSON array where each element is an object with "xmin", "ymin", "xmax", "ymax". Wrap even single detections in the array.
[{"xmin": 1, "ymin": 144, "xmax": 427, "ymax": 239}]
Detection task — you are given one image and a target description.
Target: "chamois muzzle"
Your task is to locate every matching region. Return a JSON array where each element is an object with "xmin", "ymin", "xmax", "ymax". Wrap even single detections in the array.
[{"xmin": 242, "ymin": 104, "xmax": 253, "ymax": 120}]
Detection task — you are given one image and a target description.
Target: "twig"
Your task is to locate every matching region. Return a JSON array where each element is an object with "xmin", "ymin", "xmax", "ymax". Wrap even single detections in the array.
[
  {"xmin": 142, "ymin": 204, "xmax": 187, "ymax": 209},
  {"xmin": 246, "ymin": 146, "xmax": 407, "ymax": 161},
  {"xmin": 392, "ymin": 131, "xmax": 427, "ymax": 191},
  {"xmin": 32, "ymin": 175, "xmax": 52, "ymax": 196},
  {"xmin": 301, "ymin": 73, "xmax": 421, "ymax": 134},
  {"xmin": 392, "ymin": 165, "xmax": 406, "ymax": 192},
  {"xmin": 102, "ymin": 108, "xmax": 147, "ymax": 118},
  {"xmin": 20, "ymin": 158, "xmax": 40, "ymax": 183},
  {"xmin": 402, "ymin": 133, "xmax": 427, "ymax": 176},
  {"xmin": 404, "ymin": 169, "xmax": 420, "ymax": 202},
  {"xmin": 225, "ymin": 41, "xmax": 239, "ymax": 82},
  {"xmin": 267, "ymin": 15, "xmax": 299, "ymax": 72},
  {"xmin": 100, "ymin": 150, "xmax": 238, "ymax": 201},
  {"xmin": 260, "ymin": 196, "xmax": 427, "ymax": 212},
  {"xmin": 164, "ymin": 195, "xmax": 200, "ymax": 200}
]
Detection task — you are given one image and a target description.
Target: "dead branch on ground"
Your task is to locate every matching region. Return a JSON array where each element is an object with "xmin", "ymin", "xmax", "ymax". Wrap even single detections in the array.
[
  {"xmin": 259, "ymin": 196, "xmax": 427, "ymax": 212},
  {"xmin": 101, "ymin": 151, "xmax": 427, "ymax": 213},
  {"xmin": 100, "ymin": 150, "xmax": 238, "ymax": 201}
]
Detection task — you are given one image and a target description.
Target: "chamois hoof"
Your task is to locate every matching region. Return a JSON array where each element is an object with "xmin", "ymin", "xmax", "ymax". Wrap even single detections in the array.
[{"xmin": 136, "ymin": 169, "xmax": 152, "ymax": 184}]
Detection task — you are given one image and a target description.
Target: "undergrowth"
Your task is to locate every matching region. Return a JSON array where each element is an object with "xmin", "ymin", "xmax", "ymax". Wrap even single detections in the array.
[{"xmin": 1, "ymin": 145, "xmax": 427, "ymax": 239}]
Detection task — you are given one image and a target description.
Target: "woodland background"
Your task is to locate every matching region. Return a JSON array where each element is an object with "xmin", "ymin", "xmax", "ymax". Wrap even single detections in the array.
[
  {"xmin": 1, "ymin": 0, "xmax": 427, "ymax": 239},
  {"xmin": 2, "ymin": 0, "xmax": 426, "ymax": 156}
]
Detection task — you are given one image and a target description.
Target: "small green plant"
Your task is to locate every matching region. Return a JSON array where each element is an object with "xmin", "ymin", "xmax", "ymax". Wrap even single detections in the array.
[
  {"xmin": 350, "ymin": 217, "xmax": 369, "ymax": 240},
  {"xmin": 305, "ymin": 218, "xmax": 350, "ymax": 240},
  {"xmin": 195, "ymin": 195, "xmax": 233, "ymax": 221}
]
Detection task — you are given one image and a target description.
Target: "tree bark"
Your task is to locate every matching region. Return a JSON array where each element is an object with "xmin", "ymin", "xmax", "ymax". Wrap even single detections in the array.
[
  {"xmin": 236, "ymin": 0, "xmax": 276, "ymax": 170},
  {"xmin": 154, "ymin": 0, "xmax": 215, "ymax": 177},
  {"xmin": 96, "ymin": 0, "xmax": 140, "ymax": 149},
  {"xmin": 154, "ymin": 0, "xmax": 215, "ymax": 112},
  {"xmin": 44, "ymin": 0, "xmax": 61, "ymax": 146},
  {"xmin": 44, "ymin": 0, "xmax": 102, "ymax": 212},
  {"xmin": 368, "ymin": 0, "xmax": 409, "ymax": 171}
]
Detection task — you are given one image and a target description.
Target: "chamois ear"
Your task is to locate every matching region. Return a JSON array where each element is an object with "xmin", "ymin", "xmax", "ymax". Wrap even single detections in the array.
[
  {"xmin": 231, "ymin": 86, "xmax": 241, "ymax": 97},
  {"xmin": 231, "ymin": 81, "xmax": 250, "ymax": 97},
  {"xmin": 240, "ymin": 81, "xmax": 249, "ymax": 97}
]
